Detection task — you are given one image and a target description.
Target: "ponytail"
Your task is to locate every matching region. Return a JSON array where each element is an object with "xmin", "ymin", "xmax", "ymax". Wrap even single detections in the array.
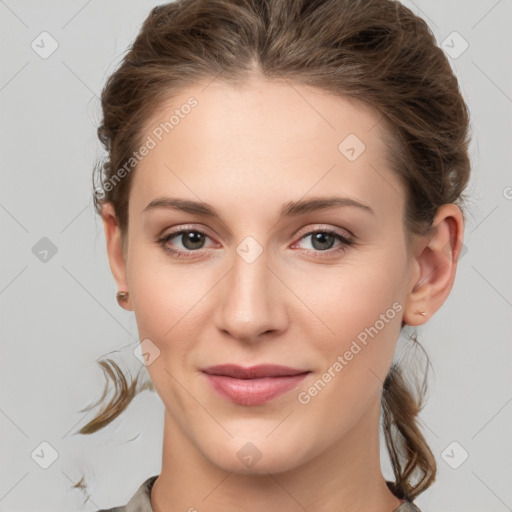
[
  {"xmin": 75, "ymin": 359, "xmax": 152, "ymax": 435},
  {"xmin": 381, "ymin": 351, "xmax": 437, "ymax": 500}
]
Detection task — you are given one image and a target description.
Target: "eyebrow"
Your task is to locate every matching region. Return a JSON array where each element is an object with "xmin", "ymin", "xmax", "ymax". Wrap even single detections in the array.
[{"xmin": 143, "ymin": 196, "xmax": 374, "ymax": 220}]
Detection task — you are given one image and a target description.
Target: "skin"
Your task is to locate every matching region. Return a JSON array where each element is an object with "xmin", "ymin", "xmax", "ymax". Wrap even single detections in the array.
[{"xmin": 102, "ymin": 77, "xmax": 464, "ymax": 512}]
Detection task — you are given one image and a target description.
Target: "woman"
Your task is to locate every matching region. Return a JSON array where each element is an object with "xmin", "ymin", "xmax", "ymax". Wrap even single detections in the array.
[{"xmin": 82, "ymin": 0, "xmax": 471, "ymax": 510}]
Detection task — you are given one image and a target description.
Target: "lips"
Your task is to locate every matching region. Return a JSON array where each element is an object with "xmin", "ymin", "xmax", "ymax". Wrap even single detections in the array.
[
  {"xmin": 201, "ymin": 364, "xmax": 308, "ymax": 379},
  {"xmin": 201, "ymin": 364, "xmax": 310, "ymax": 405}
]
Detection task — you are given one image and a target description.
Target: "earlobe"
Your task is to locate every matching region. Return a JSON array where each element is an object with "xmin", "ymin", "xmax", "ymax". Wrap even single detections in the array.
[
  {"xmin": 101, "ymin": 202, "xmax": 132, "ymax": 311},
  {"xmin": 403, "ymin": 204, "xmax": 464, "ymax": 326}
]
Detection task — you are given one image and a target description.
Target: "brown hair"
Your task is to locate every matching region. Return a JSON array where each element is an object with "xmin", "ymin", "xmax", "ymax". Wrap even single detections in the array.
[{"xmin": 79, "ymin": 0, "xmax": 471, "ymax": 502}]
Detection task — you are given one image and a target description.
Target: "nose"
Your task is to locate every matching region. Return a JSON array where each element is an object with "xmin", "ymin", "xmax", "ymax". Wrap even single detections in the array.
[{"xmin": 214, "ymin": 244, "xmax": 288, "ymax": 343}]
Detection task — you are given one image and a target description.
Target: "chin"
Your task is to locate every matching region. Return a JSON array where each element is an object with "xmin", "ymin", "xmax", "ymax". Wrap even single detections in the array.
[
  {"xmin": 201, "ymin": 435, "xmax": 310, "ymax": 476},
  {"xmin": 212, "ymin": 454, "xmax": 302, "ymax": 476}
]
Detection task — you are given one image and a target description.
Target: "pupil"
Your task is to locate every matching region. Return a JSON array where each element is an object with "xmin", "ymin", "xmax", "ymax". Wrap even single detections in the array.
[
  {"xmin": 312, "ymin": 233, "xmax": 334, "ymax": 251},
  {"xmin": 183, "ymin": 232, "xmax": 204, "ymax": 249}
]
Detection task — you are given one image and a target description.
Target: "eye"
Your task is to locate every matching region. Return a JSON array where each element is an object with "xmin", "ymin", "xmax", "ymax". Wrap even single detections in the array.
[
  {"xmin": 292, "ymin": 228, "xmax": 354, "ymax": 258},
  {"xmin": 157, "ymin": 228, "xmax": 218, "ymax": 259},
  {"xmin": 157, "ymin": 226, "xmax": 355, "ymax": 260}
]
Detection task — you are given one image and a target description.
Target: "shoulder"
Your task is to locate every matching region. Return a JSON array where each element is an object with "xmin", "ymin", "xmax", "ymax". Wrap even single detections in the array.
[
  {"xmin": 95, "ymin": 475, "xmax": 421, "ymax": 512},
  {"xmin": 95, "ymin": 475, "xmax": 159, "ymax": 512},
  {"xmin": 386, "ymin": 481, "xmax": 423, "ymax": 512},
  {"xmin": 392, "ymin": 501, "xmax": 422, "ymax": 512}
]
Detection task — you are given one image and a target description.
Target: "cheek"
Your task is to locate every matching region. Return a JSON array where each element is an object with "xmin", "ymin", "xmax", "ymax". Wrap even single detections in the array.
[
  {"xmin": 310, "ymin": 262, "xmax": 404, "ymax": 345},
  {"xmin": 296, "ymin": 271, "xmax": 404, "ymax": 433},
  {"xmin": 126, "ymin": 248, "xmax": 206, "ymax": 418},
  {"xmin": 127, "ymin": 244, "xmax": 205, "ymax": 340},
  {"xmin": 300, "ymin": 256, "xmax": 407, "ymax": 414}
]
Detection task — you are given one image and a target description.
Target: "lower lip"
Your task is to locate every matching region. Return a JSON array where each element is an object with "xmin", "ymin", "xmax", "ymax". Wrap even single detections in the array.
[{"xmin": 202, "ymin": 373, "xmax": 309, "ymax": 405}]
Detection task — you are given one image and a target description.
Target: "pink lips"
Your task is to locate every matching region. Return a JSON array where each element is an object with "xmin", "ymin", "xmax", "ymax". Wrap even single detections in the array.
[{"xmin": 201, "ymin": 364, "xmax": 310, "ymax": 406}]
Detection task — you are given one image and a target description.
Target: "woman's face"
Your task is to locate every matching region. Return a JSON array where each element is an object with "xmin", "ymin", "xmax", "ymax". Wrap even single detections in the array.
[{"xmin": 121, "ymin": 78, "xmax": 419, "ymax": 473}]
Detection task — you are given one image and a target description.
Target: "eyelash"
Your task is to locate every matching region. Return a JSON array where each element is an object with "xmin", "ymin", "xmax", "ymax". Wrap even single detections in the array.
[{"xmin": 157, "ymin": 227, "xmax": 354, "ymax": 260}]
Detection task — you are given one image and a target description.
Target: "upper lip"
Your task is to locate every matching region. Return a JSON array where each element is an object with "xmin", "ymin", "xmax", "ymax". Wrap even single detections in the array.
[{"xmin": 201, "ymin": 364, "xmax": 310, "ymax": 379}]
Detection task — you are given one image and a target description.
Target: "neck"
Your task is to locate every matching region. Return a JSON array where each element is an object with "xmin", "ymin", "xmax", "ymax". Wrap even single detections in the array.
[{"xmin": 151, "ymin": 396, "xmax": 402, "ymax": 512}]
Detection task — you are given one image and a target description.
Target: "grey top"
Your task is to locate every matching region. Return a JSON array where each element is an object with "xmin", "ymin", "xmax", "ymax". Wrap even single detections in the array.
[{"xmin": 95, "ymin": 475, "xmax": 422, "ymax": 512}]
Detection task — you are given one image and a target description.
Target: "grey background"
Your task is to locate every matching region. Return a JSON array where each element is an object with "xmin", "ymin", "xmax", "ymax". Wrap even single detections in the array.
[{"xmin": 1, "ymin": 1, "xmax": 511, "ymax": 511}]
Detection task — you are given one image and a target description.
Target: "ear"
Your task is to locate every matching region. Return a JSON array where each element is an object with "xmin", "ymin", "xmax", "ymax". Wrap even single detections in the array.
[
  {"xmin": 102, "ymin": 202, "xmax": 132, "ymax": 311},
  {"xmin": 403, "ymin": 204, "xmax": 465, "ymax": 326}
]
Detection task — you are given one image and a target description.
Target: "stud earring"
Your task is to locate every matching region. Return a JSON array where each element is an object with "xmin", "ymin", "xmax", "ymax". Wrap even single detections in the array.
[
  {"xmin": 415, "ymin": 310, "xmax": 427, "ymax": 316},
  {"xmin": 116, "ymin": 291, "xmax": 129, "ymax": 306}
]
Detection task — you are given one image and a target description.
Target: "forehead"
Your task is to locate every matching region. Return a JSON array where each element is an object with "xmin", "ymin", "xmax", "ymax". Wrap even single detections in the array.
[{"xmin": 130, "ymin": 78, "xmax": 403, "ymax": 219}]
